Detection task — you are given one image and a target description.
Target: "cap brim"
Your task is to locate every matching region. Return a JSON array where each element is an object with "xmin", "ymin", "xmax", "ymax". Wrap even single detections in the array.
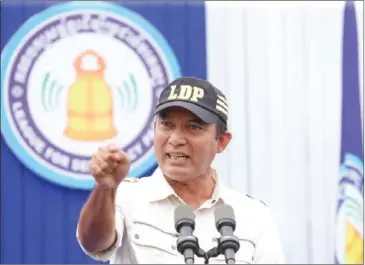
[{"xmin": 154, "ymin": 101, "xmax": 219, "ymax": 124}]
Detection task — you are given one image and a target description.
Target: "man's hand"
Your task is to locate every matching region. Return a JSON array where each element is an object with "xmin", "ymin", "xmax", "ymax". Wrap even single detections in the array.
[{"xmin": 89, "ymin": 143, "xmax": 130, "ymax": 189}]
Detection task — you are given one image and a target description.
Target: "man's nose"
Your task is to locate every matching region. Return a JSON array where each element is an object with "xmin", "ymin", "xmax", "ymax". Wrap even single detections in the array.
[{"xmin": 168, "ymin": 130, "xmax": 187, "ymax": 146}]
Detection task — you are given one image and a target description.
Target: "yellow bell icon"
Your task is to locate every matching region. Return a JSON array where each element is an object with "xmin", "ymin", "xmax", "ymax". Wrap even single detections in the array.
[
  {"xmin": 64, "ymin": 50, "xmax": 117, "ymax": 141},
  {"xmin": 345, "ymin": 221, "xmax": 364, "ymax": 264}
]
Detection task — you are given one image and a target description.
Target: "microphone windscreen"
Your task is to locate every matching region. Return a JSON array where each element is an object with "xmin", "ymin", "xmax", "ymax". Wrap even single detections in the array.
[
  {"xmin": 214, "ymin": 204, "xmax": 236, "ymax": 224},
  {"xmin": 174, "ymin": 204, "xmax": 195, "ymax": 224}
]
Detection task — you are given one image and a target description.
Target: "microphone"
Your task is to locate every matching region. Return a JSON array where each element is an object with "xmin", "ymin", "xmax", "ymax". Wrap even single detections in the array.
[
  {"xmin": 174, "ymin": 204, "xmax": 201, "ymax": 264},
  {"xmin": 214, "ymin": 204, "xmax": 240, "ymax": 264}
]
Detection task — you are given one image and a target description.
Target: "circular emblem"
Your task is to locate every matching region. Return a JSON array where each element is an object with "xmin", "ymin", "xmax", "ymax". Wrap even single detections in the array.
[
  {"xmin": 335, "ymin": 153, "xmax": 364, "ymax": 264},
  {"xmin": 1, "ymin": 2, "xmax": 181, "ymax": 189}
]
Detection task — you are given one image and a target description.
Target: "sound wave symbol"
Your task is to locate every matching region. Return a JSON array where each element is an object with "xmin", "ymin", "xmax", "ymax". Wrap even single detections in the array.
[
  {"xmin": 42, "ymin": 72, "xmax": 64, "ymax": 112},
  {"xmin": 116, "ymin": 73, "xmax": 138, "ymax": 112},
  {"xmin": 41, "ymin": 72, "xmax": 139, "ymax": 113},
  {"xmin": 344, "ymin": 196, "xmax": 363, "ymax": 226}
]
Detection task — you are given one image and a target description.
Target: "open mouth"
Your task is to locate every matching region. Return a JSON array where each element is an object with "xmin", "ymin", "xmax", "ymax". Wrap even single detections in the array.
[{"xmin": 166, "ymin": 152, "xmax": 189, "ymax": 161}]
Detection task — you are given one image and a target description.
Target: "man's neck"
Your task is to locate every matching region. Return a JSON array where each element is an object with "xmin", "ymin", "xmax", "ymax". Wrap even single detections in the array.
[{"xmin": 165, "ymin": 169, "xmax": 216, "ymax": 209}]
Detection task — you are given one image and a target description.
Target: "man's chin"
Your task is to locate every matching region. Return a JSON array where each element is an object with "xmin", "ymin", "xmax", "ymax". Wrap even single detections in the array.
[{"xmin": 161, "ymin": 166, "xmax": 194, "ymax": 182}]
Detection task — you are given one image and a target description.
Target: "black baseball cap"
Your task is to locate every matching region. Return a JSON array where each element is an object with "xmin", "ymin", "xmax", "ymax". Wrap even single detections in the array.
[{"xmin": 154, "ymin": 77, "xmax": 228, "ymax": 127}]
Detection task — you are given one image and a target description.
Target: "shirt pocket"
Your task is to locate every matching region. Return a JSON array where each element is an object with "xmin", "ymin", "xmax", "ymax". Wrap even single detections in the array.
[
  {"xmin": 209, "ymin": 237, "xmax": 256, "ymax": 264},
  {"xmin": 130, "ymin": 220, "xmax": 184, "ymax": 263}
]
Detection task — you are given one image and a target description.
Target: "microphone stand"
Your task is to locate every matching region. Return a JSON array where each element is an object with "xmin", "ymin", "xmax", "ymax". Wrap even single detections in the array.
[
  {"xmin": 204, "ymin": 247, "xmax": 219, "ymax": 264},
  {"xmin": 180, "ymin": 246, "xmax": 219, "ymax": 265},
  {"xmin": 178, "ymin": 240, "xmax": 239, "ymax": 264},
  {"xmin": 199, "ymin": 233, "xmax": 241, "ymax": 265}
]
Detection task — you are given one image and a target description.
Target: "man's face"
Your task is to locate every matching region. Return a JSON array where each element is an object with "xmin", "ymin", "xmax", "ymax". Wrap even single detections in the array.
[{"xmin": 154, "ymin": 107, "xmax": 232, "ymax": 182}]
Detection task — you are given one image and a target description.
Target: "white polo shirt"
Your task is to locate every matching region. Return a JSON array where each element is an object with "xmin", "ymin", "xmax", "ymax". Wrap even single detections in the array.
[{"xmin": 77, "ymin": 168, "xmax": 284, "ymax": 264}]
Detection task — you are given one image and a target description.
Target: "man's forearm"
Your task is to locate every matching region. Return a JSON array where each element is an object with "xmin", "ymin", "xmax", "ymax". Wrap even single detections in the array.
[{"xmin": 77, "ymin": 184, "xmax": 117, "ymax": 253}]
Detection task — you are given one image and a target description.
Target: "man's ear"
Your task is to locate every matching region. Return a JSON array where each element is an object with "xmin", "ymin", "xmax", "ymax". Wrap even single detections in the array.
[{"xmin": 216, "ymin": 131, "xmax": 232, "ymax": 153}]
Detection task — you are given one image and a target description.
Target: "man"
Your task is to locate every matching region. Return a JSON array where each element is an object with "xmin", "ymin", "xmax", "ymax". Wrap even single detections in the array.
[{"xmin": 76, "ymin": 77, "xmax": 284, "ymax": 264}]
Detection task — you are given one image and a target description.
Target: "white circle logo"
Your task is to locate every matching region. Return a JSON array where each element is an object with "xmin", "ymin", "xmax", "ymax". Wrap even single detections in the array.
[{"xmin": 1, "ymin": 2, "xmax": 181, "ymax": 189}]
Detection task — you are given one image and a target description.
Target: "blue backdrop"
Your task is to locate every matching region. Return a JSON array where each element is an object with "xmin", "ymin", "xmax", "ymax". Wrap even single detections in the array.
[{"xmin": 0, "ymin": 1, "xmax": 207, "ymax": 263}]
